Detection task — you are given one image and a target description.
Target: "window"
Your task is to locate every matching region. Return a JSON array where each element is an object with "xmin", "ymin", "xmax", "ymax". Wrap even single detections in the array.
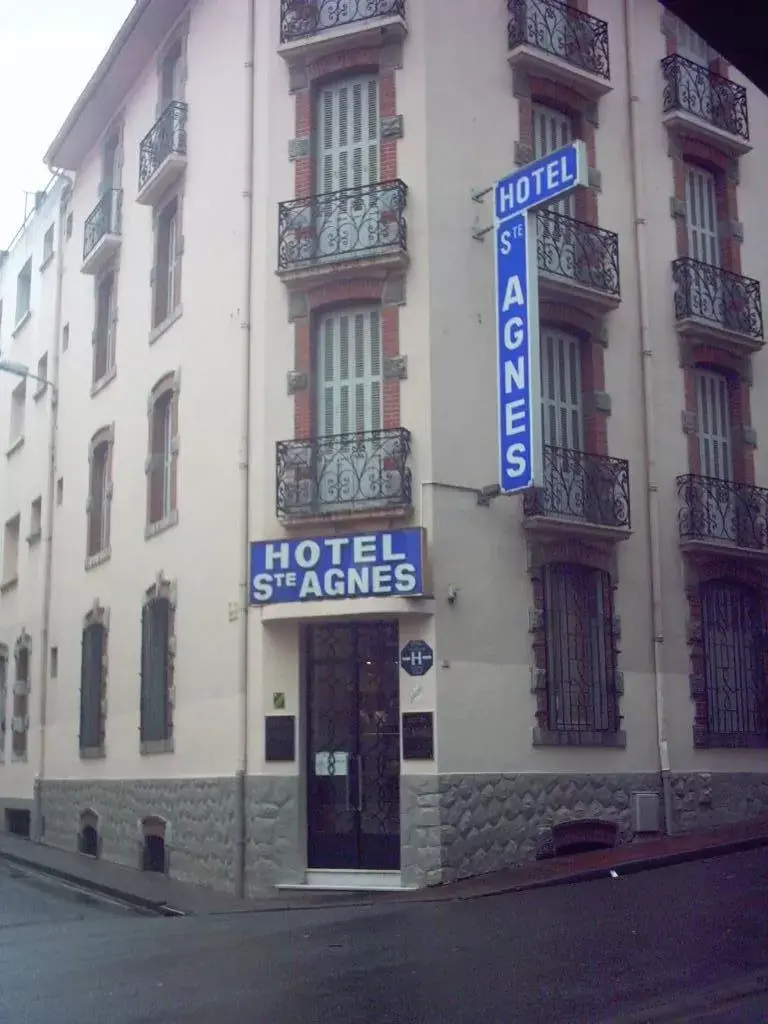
[
  {"xmin": 542, "ymin": 564, "xmax": 618, "ymax": 734},
  {"xmin": 29, "ymin": 497, "xmax": 42, "ymax": 544},
  {"xmin": 50, "ymin": 646, "xmax": 58, "ymax": 679},
  {"xmin": 0, "ymin": 299, "xmax": 4, "ymax": 338},
  {"xmin": 56, "ymin": 477, "xmax": 64, "ymax": 506},
  {"xmin": 34, "ymin": 354, "xmax": 48, "ymax": 399},
  {"xmin": 532, "ymin": 105, "xmax": 575, "ymax": 218},
  {"xmin": 0, "ymin": 646, "xmax": 8, "ymax": 758},
  {"xmin": 62, "ymin": 322, "xmax": 69, "ymax": 351},
  {"xmin": 9, "ymin": 379, "xmax": 26, "ymax": 448},
  {"xmin": 701, "ymin": 581, "xmax": 767, "ymax": 741},
  {"xmin": 677, "ymin": 19, "xmax": 711, "ymax": 65},
  {"xmin": 93, "ymin": 271, "xmax": 117, "ymax": 384},
  {"xmin": 42, "ymin": 225, "xmax": 54, "ymax": 266},
  {"xmin": 152, "ymin": 198, "xmax": 182, "ymax": 328},
  {"xmin": 80, "ymin": 620, "xmax": 106, "ymax": 754},
  {"xmin": 66, "ymin": 212, "xmax": 73, "ymax": 239},
  {"xmin": 140, "ymin": 592, "xmax": 173, "ymax": 748},
  {"xmin": 87, "ymin": 430, "xmax": 113, "ymax": 561},
  {"xmin": 2, "ymin": 515, "xmax": 20, "ymax": 586},
  {"xmin": 159, "ymin": 39, "xmax": 184, "ymax": 110},
  {"xmin": 541, "ymin": 329, "xmax": 583, "ymax": 451},
  {"xmin": 102, "ymin": 131, "xmax": 121, "ymax": 191},
  {"xmin": 696, "ymin": 369, "xmax": 731, "ymax": 480},
  {"xmin": 685, "ymin": 164, "xmax": 719, "ymax": 266},
  {"xmin": 14, "ymin": 259, "xmax": 31, "ymax": 327},
  {"xmin": 147, "ymin": 384, "xmax": 177, "ymax": 527},
  {"xmin": 12, "ymin": 635, "xmax": 30, "ymax": 760}
]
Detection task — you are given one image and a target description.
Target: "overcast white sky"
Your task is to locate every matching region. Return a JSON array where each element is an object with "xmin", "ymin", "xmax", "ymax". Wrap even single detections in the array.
[{"xmin": 0, "ymin": 0, "xmax": 134, "ymax": 247}]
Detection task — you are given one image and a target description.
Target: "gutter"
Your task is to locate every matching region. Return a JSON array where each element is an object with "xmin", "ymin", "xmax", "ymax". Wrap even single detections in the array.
[
  {"xmin": 234, "ymin": 0, "xmax": 257, "ymax": 901},
  {"xmin": 623, "ymin": 0, "xmax": 674, "ymax": 835}
]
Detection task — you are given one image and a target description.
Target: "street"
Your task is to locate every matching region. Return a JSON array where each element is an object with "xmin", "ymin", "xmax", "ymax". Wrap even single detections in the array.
[{"xmin": 0, "ymin": 848, "xmax": 767, "ymax": 1023}]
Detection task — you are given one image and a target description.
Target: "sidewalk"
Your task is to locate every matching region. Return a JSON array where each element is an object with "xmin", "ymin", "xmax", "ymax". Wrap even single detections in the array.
[{"xmin": 1, "ymin": 816, "xmax": 767, "ymax": 916}]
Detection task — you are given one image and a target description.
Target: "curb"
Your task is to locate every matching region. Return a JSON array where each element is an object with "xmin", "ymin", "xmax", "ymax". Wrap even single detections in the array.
[{"xmin": 0, "ymin": 845, "xmax": 183, "ymax": 917}]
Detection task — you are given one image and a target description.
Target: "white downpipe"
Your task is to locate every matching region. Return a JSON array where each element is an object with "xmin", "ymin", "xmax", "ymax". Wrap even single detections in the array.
[
  {"xmin": 235, "ymin": 0, "xmax": 256, "ymax": 899},
  {"xmin": 623, "ymin": 0, "xmax": 673, "ymax": 833}
]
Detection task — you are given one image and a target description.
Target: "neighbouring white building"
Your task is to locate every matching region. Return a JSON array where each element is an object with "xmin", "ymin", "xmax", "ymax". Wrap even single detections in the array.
[{"xmin": 1, "ymin": 0, "xmax": 768, "ymax": 895}]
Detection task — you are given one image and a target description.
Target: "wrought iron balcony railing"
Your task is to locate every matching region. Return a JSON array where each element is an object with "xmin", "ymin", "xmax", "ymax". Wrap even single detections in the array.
[
  {"xmin": 672, "ymin": 258, "xmax": 763, "ymax": 342},
  {"xmin": 280, "ymin": 0, "xmax": 405, "ymax": 43},
  {"xmin": 83, "ymin": 189, "xmax": 122, "ymax": 263},
  {"xmin": 536, "ymin": 209, "xmax": 620, "ymax": 298},
  {"xmin": 277, "ymin": 180, "xmax": 407, "ymax": 272},
  {"xmin": 661, "ymin": 55, "xmax": 749, "ymax": 142},
  {"xmin": 524, "ymin": 445, "xmax": 631, "ymax": 529},
  {"xmin": 138, "ymin": 101, "xmax": 188, "ymax": 193},
  {"xmin": 507, "ymin": 0, "xmax": 610, "ymax": 81},
  {"xmin": 677, "ymin": 474, "xmax": 768, "ymax": 551},
  {"xmin": 276, "ymin": 428, "xmax": 412, "ymax": 518}
]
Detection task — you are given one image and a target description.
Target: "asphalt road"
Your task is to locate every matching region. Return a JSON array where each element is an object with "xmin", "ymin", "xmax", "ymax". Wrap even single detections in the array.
[{"xmin": 0, "ymin": 848, "xmax": 767, "ymax": 1023}]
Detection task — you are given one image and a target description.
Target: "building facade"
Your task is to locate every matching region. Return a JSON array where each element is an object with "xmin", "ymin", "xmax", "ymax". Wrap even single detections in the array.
[{"xmin": 1, "ymin": 0, "xmax": 768, "ymax": 894}]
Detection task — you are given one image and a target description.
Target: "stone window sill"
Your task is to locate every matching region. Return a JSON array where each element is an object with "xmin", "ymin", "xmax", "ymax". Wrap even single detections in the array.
[
  {"xmin": 85, "ymin": 547, "xmax": 111, "ymax": 571},
  {"xmin": 532, "ymin": 727, "xmax": 627, "ymax": 748},
  {"xmin": 140, "ymin": 737, "xmax": 174, "ymax": 755},
  {"xmin": 79, "ymin": 745, "xmax": 106, "ymax": 759},
  {"xmin": 6, "ymin": 435, "xmax": 25, "ymax": 459},
  {"xmin": 0, "ymin": 576, "xmax": 19, "ymax": 595},
  {"xmin": 11, "ymin": 310, "xmax": 32, "ymax": 338},
  {"xmin": 39, "ymin": 252, "xmax": 54, "ymax": 273},
  {"xmin": 149, "ymin": 305, "xmax": 183, "ymax": 346},
  {"xmin": 145, "ymin": 509, "xmax": 179, "ymax": 540},
  {"xmin": 91, "ymin": 365, "xmax": 117, "ymax": 398},
  {"xmin": 26, "ymin": 531, "xmax": 41, "ymax": 548},
  {"xmin": 693, "ymin": 730, "xmax": 768, "ymax": 749}
]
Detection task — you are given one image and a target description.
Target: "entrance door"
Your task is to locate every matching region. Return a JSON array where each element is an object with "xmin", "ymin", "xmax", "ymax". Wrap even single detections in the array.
[
  {"xmin": 315, "ymin": 76, "xmax": 385, "ymax": 262},
  {"xmin": 306, "ymin": 621, "xmax": 400, "ymax": 870}
]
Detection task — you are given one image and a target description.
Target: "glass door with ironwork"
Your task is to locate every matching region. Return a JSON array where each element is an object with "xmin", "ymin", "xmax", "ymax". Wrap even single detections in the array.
[{"xmin": 306, "ymin": 621, "xmax": 400, "ymax": 871}]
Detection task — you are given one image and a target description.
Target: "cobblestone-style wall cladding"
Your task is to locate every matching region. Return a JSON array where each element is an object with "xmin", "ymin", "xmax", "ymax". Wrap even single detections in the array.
[
  {"xmin": 244, "ymin": 776, "xmax": 302, "ymax": 893},
  {"xmin": 41, "ymin": 778, "xmax": 237, "ymax": 893},
  {"xmin": 670, "ymin": 772, "xmax": 768, "ymax": 832}
]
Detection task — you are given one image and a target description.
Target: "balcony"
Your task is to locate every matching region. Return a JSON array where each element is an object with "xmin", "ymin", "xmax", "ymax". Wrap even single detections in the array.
[
  {"xmin": 507, "ymin": 0, "xmax": 611, "ymax": 98},
  {"xmin": 136, "ymin": 102, "xmax": 188, "ymax": 206},
  {"xmin": 672, "ymin": 258, "xmax": 763, "ymax": 354},
  {"xmin": 278, "ymin": 0, "xmax": 407, "ymax": 66},
  {"xmin": 661, "ymin": 55, "xmax": 751, "ymax": 157},
  {"xmin": 523, "ymin": 445, "xmax": 631, "ymax": 540},
  {"xmin": 677, "ymin": 474, "xmax": 768, "ymax": 560},
  {"xmin": 276, "ymin": 428, "xmax": 412, "ymax": 522},
  {"xmin": 81, "ymin": 190, "xmax": 123, "ymax": 275},
  {"xmin": 536, "ymin": 209, "xmax": 621, "ymax": 313},
  {"xmin": 277, "ymin": 179, "xmax": 408, "ymax": 287}
]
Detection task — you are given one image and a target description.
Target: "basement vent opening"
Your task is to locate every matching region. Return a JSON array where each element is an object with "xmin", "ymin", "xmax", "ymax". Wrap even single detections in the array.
[
  {"xmin": 551, "ymin": 819, "xmax": 618, "ymax": 857},
  {"xmin": 5, "ymin": 809, "xmax": 31, "ymax": 838}
]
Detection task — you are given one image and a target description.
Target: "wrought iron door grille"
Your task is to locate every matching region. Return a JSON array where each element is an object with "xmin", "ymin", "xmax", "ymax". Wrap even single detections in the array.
[
  {"xmin": 701, "ymin": 581, "xmax": 767, "ymax": 740},
  {"xmin": 280, "ymin": 0, "xmax": 406, "ymax": 42},
  {"xmin": 138, "ymin": 102, "xmax": 188, "ymax": 192},
  {"xmin": 661, "ymin": 55, "xmax": 749, "ymax": 141},
  {"xmin": 276, "ymin": 428, "xmax": 412, "ymax": 517},
  {"xmin": 277, "ymin": 180, "xmax": 407, "ymax": 271},
  {"xmin": 543, "ymin": 564, "xmax": 619, "ymax": 733},
  {"xmin": 672, "ymin": 258, "xmax": 763, "ymax": 341},
  {"xmin": 507, "ymin": 0, "xmax": 610, "ymax": 80},
  {"xmin": 677, "ymin": 474, "xmax": 768, "ymax": 550},
  {"xmin": 536, "ymin": 209, "xmax": 620, "ymax": 297},
  {"xmin": 523, "ymin": 445, "xmax": 631, "ymax": 529},
  {"xmin": 83, "ymin": 190, "xmax": 123, "ymax": 262}
]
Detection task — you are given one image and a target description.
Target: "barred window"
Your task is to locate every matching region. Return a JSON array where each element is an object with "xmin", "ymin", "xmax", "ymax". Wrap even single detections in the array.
[
  {"xmin": 80, "ymin": 623, "xmax": 106, "ymax": 753},
  {"xmin": 543, "ymin": 563, "xmax": 618, "ymax": 733},
  {"xmin": 140, "ymin": 597, "xmax": 172, "ymax": 745},
  {"xmin": 701, "ymin": 581, "xmax": 767, "ymax": 738}
]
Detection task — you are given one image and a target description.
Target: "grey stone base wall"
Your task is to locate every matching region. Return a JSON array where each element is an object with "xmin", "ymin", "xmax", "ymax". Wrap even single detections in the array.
[
  {"xmin": 670, "ymin": 772, "xmax": 768, "ymax": 833},
  {"xmin": 40, "ymin": 778, "xmax": 238, "ymax": 893},
  {"xmin": 244, "ymin": 776, "xmax": 302, "ymax": 895}
]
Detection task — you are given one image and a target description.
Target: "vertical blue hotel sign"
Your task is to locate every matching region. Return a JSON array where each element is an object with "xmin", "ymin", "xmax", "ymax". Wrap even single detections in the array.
[{"xmin": 493, "ymin": 141, "xmax": 588, "ymax": 493}]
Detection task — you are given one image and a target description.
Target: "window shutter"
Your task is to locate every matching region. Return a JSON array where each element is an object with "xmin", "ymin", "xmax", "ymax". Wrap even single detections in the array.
[
  {"xmin": 316, "ymin": 308, "xmax": 383, "ymax": 438},
  {"xmin": 685, "ymin": 165, "xmax": 719, "ymax": 266},
  {"xmin": 141, "ymin": 599, "xmax": 171, "ymax": 743},
  {"xmin": 140, "ymin": 605, "xmax": 151, "ymax": 742},
  {"xmin": 540, "ymin": 329, "xmax": 583, "ymax": 450},
  {"xmin": 316, "ymin": 76, "xmax": 379, "ymax": 195},
  {"xmin": 696, "ymin": 369, "xmax": 732, "ymax": 480},
  {"xmin": 532, "ymin": 104, "xmax": 574, "ymax": 218}
]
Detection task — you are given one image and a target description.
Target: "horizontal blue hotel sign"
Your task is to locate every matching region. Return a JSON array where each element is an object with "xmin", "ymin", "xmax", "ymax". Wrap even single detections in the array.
[
  {"xmin": 250, "ymin": 528, "xmax": 425, "ymax": 605},
  {"xmin": 494, "ymin": 140, "xmax": 587, "ymax": 223}
]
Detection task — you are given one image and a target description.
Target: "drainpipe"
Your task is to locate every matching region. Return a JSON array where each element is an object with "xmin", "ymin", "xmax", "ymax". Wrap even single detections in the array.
[
  {"xmin": 34, "ymin": 174, "xmax": 71, "ymax": 842},
  {"xmin": 234, "ymin": 0, "xmax": 256, "ymax": 899},
  {"xmin": 623, "ymin": 0, "xmax": 673, "ymax": 835}
]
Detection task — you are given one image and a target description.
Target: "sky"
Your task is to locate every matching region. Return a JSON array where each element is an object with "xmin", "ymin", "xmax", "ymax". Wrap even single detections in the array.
[{"xmin": 0, "ymin": 0, "xmax": 134, "ymax": 248}]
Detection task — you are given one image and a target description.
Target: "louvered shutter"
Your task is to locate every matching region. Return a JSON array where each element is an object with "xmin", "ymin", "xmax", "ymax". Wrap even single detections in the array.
[
  {"xmin": 696, "ymin": 369, "xmax": 732, "ymax": 480},
  {"xmin": 540, "ymin": 329, "xmax": 583, "ymax": 451},
  {"xmin": 140, "ymin": 600, "xmax": 170, "ymax": 743},
  {"xmin": 316, "ymin": 308, "xmax": 383, "ymax": 438},
  {"xmin": 79, "ymin": 625, "xmax": 104, "ymax": 750},
  {"xmin": 685, "ymin": 165, "xmax": 719, "ymax": 266},
  {"xmin": 532, "ymin": 104, "xmax": 574, "ymax": 217},
  {"xmin": 316, "ymin": 77, "xmax": 379, "ymax": 195}
]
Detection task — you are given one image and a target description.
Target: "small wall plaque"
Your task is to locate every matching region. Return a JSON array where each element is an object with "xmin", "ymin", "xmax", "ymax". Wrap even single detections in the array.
[
  {"xmin": 402, "ymin": 711, "xmax": 434, "ymax": 760},
  {"xmin": 265, "ymin": 715, "xmax": 295, "ymax": 762}
]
